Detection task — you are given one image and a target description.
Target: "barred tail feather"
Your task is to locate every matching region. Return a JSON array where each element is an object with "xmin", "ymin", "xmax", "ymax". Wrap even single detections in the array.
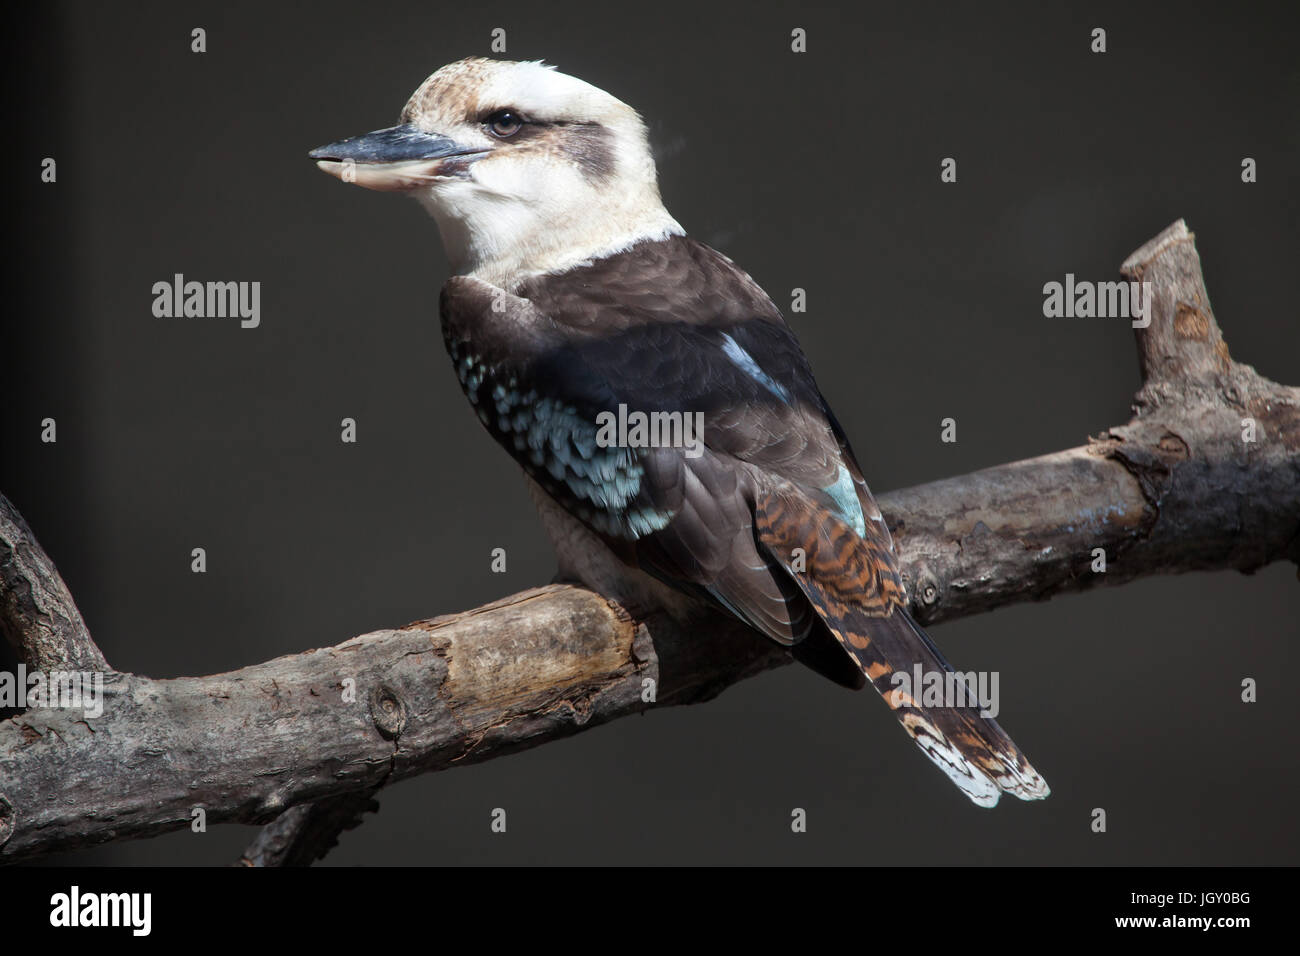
[
  {"xmin": 831, "ymin": 606, "xmax": 1050, "ymax": 806},
  {"xmin": 754, "ymin": 483, "xmax": 1049, "ymax": 806}
]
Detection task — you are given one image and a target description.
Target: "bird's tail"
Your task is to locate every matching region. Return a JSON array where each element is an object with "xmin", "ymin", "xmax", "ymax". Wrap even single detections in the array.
[
  {"xmin": 754, "ymin": 484, "xmax": 1049, "ymax": 806},
  {"xmin": 829, "ymin": 602, "xmax": 1049, "ymax": 806}
]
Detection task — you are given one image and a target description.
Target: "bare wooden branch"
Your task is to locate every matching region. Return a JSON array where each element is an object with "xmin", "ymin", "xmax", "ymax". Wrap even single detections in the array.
[
  {"xmin": 237, "ymin": 791, "xmax": 381, "ymax": 867},
  {"xmin": 0, "ymin": 494, "xmax": 107, "ymax": 672},
  {"xmin": 886, "ymin": 221, "xmax": 1299, "ymax": 622},
  {"xmin": 1, "ymin": 221, "xmax": 1296, "ymax": 864}
]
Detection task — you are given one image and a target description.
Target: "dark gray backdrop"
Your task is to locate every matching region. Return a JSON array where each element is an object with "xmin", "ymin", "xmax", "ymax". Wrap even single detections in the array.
[{"xmin": 4, "ymin": 0, "xmax": 1297, "ymax": 865}]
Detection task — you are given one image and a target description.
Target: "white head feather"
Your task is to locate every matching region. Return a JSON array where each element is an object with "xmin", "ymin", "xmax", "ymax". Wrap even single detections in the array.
[{"xmin": 396, "ymin": 58, "xmax": 683, "ymax": 288}]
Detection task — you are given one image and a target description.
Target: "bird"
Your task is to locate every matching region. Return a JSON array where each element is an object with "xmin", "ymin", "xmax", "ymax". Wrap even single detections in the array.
[{"xmin": 308, "ymin": 57, "xmax": 1049, "ymax": 807}]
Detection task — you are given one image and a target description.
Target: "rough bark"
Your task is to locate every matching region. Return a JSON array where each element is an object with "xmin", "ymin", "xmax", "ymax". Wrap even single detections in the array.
[
  {"xmin": 236, "ymin": 791, "xmax": 381, "ymax": 867},
  {"xmin": 0, "ymin": 221, "xmax": 1296, "ymax": 865},
  {"xmin": 1, "ymin": 498, "xmax": 106, "ymax": 673}
]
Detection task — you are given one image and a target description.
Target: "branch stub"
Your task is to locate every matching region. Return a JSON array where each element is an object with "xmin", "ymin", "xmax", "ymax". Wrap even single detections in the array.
[{"xmin": 368, "ymin": 684, "xmax": 407, "ymax": 740}]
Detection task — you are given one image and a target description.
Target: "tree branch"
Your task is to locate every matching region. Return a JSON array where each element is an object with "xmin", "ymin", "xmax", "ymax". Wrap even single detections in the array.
[
  {"xmin": 236, "ymin": 790, "xmax": 381, "ymax": 867},
  {"xmin": 1, "ymin": 496, "xmax": 107, "ymax": 673},
  {"xmin": 1, "ymin": 221, "xmax": 1296, "ymax": 865}
]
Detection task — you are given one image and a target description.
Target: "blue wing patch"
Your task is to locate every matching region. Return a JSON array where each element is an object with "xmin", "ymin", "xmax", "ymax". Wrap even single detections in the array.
[
  {"xmin": 718, "ymin": 332, "xmax": 792, "ymax": 404},
  {"xmin": 454, "ymin": 343, "xmax": 673, "ymax": 539},
  {"xmin": 824, "ymin": 463, "xmax": 867, "ymax": 537}
]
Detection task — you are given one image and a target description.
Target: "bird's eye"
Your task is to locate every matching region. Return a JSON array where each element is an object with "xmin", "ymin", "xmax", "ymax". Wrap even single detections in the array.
[{"xmin": 485, "ymin": 109, "xmax": 524, "ymax": 138}]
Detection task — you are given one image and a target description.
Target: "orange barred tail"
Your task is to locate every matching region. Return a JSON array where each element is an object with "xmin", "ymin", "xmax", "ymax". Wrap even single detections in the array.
[
  {"xmin": 834, "ymin": 605, "xmax": 1049, "ymax": 807},
  {"xmin": 753, "ymin": 483, "xmax": 1048, "ymax": 806}
]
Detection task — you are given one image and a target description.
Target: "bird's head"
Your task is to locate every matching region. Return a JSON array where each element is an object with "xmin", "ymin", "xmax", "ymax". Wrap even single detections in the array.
[{"xmin": 309, "ymin": 57, "xmax": 682, "ymax": 287}]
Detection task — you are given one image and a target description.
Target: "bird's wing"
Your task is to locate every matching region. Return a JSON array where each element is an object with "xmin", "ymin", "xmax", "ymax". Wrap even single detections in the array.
[{"xmin": 440, "ymin": 265, "xmax": 833, "ymax": 650}]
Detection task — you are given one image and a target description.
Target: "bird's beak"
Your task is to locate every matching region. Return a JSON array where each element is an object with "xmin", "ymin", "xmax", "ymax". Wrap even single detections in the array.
[{"xmin": 308, "ymin": 124, "xmax": 488, "ymax": 192}]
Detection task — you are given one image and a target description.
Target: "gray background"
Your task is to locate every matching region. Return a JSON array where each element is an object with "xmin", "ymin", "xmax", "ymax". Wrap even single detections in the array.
[{"xmin": 4, "ymin": 0, "xmax": 1297, "ymax": 865}]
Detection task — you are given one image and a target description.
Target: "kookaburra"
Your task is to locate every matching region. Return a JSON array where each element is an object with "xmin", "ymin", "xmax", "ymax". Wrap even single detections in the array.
[{"xmin": 310, "ymin": 58, "xmax": 1049, "ymax": 806}]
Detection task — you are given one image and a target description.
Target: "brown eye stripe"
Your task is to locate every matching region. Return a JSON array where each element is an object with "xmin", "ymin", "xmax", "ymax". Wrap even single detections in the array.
[{"xmin": 474, "ymin": 116, "xmax": 615, "ymax": 183}]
